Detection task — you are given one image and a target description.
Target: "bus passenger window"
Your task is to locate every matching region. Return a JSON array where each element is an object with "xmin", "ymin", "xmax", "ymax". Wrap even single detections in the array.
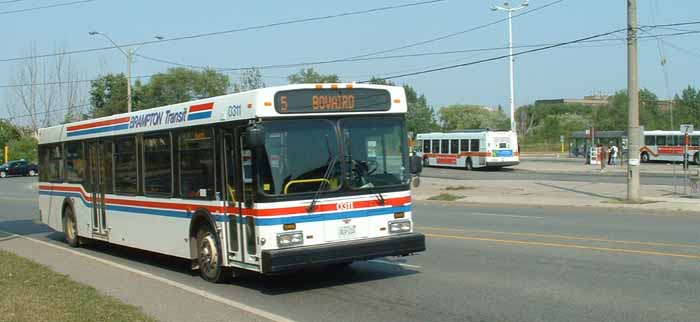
[
  {"xmin": 645, "ymin": 136, "xmax": 655, "ymax": 146},
  {"xmin": 460, "ymin": 139, "xmax": 469, "ymax": 152},
  {"xmin": 470, "ymin": 139, "xmax": 480, "ymax": 152},
  {"xmin": 440, "ymin": 140, "xmax": 449, "ymax": 154},
  {"xmin": 64, "ymin": 142, "xmax": 85, "ymax": 183},
  {"xmin": 143, "ymin": 133, "xmax": 172, "ymax": 196},
  {"xmin": 179, "ymin": 129, "xmax": 215, "ymax": 200},
  {"xmin": 450, "ymin": 140, "xmax": 459, "ymax": 154},
  {"xmin": 114, "ymin": 137, "xmax": 138, "ymax": 194},
  {"xmin": 431, "ymin": 140, "xmax": 439, "ymax": 153},
  {"xmin": 423, "ymin": 140, "xmax": 430, "ymax": 153}
]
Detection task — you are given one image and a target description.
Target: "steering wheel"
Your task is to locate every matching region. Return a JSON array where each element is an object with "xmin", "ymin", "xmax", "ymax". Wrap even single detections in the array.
[{"xmin": 365, "ymin": 160, "xmax": 379, "ymax": 175}]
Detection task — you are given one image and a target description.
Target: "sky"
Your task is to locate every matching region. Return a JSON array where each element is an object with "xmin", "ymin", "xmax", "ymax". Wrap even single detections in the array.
[{"xmin": 1, "ymin": 0, "xmax": 699, "ymax": 123}]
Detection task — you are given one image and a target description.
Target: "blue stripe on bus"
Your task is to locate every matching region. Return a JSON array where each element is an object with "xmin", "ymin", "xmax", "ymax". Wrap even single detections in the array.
[
  {"xmin": 186, "ymin": 111, "xmax": 212, "ymax": 121},
  {"xmin": 39, "ymin": 189, "xmax": 410, "ymax": 224},
  {"xmin": 67, "ymin": 123, "xmax": 129, "ymax": 137}
]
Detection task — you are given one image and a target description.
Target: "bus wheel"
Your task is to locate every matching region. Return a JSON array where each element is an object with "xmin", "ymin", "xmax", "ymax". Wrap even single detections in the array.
[
  {"xmin": 640, "ymin": 152, "xmax": 650, "ymax": 163},
  {"xmin": 422, "ymin": 157, "xmax": 429, "ymax": 167},
  {"xmin": 63, "ymin": 207, "xmax": 80, "ymax": 247},
  {"xmin": 465, "ymin": 158, "xmax": 473, "ymax": 171},
  {"xmin": 196, "ymin": 226, "xmax": 229, "ymax": 283}
]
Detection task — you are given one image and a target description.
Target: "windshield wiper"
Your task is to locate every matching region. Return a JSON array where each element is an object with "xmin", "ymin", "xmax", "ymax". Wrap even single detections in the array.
[{"xmin": 308, "ymin": 135, "xmax": 336, "ymax": 213}]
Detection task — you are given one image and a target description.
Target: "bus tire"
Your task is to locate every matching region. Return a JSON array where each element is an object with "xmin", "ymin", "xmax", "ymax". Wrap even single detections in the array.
[
  {"xmin": 465, "ymin": 158, "xmax": 473, "ymax": 171},
  {"xmin": 196, "ymin": 225, "xmax": 230, "ymax": 283},
  {"xmin": 423, "ymin": 157, "xmax": 429, "ymax": 167},
  {"xmin": 640, "ymin": 152, "xmax": 650, "ymax": 163},
  {"xmin": 694, "ymin": 153, "xmax": 699, "ymax": 164},
  {"xmin": 63, "ymin": 207, "xmax": 80, "ymax": 248}
]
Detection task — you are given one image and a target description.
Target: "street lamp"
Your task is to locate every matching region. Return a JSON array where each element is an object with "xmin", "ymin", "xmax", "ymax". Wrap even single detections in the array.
[
  {"xmin": 89, "ymin": 31, "xmax": 163, "ymax": 113},
  {"xmin": 491, "ymin": 0, "xmax": 528, "ymax": 132}
]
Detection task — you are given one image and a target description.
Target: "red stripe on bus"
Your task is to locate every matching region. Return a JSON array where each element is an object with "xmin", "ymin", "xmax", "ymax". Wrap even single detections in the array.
[
  {"xmin": 189, "ymin": 102, "xmax": 214, "ymax": 112},
  {"xmin": 66, "ymin": 117, "xmax": 130, "ymax": 132}
]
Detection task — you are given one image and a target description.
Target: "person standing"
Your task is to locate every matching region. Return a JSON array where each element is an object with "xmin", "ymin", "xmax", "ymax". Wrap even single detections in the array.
[{"xmin": 611, "ymin": 144, "xmax": 619, "ymax": 165}]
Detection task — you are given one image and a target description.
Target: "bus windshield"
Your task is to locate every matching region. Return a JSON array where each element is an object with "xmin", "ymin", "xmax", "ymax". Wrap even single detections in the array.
[
  {"xmin": 341, "ymin": 117, "xmax": 409, "ymax": 189},
  {"xmin": 258, "ymin": 119, "xmax": 342, "ymax": 195},
  {"xmin": 256, "ymin": 117, "xmax": 409, "ymax": 196}
]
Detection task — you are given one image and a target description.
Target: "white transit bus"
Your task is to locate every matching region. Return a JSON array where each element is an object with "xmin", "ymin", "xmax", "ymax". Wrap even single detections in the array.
[
  {"xmin": 414, "ymin": 130, "xmax": 519, "ymax": 169},
  {"xmin": 641, "ymin": 130, "xmax": 700, "ymax": 163},
  {"xmin": 38, "ymin": 83, "xmax": 425, "ymax": 282}
]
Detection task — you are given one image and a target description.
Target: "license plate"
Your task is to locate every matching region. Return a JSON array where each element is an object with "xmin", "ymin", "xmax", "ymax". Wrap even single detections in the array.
[{"xmin": 338, "ymin": 225, "xmax": 357, "ymax": 239}]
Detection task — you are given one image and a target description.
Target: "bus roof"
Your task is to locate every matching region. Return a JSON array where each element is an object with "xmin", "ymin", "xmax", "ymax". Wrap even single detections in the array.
[
  {"xmin": 416, "ymin": 130, "xmax": 516, "ymax": 139},
  {"xmin": 38, "ymin": 83, "xmax": 406, "ymax": 144}
]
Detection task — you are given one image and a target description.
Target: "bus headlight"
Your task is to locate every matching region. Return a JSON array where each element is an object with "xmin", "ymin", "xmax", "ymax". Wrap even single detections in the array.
[
  {"xmin": 389, "ymin": 220, "xmax": 411, "ymax": 234},
  {"xmin": 277, "ymin": 231, "xmax": 304, "ymax": 248}
]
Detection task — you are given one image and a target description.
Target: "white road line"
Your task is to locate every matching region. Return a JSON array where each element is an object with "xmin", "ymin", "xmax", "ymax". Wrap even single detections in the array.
[
  {"xmin": 368, "ymin": 259, "xmax": 421, "ymax": 269},
  {"xmin": 0, "ymin": 230, "xmax": 297, "ymax": 322},
  {"xmin": 468, "ymin": 212, "xmax": 545, "ymax": 219}
]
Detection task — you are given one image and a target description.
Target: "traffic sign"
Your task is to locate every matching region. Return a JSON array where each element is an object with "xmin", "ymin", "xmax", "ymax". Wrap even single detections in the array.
[{"xmin": 680, "ymin": 124, "xmax": 693, "ymax": 134}]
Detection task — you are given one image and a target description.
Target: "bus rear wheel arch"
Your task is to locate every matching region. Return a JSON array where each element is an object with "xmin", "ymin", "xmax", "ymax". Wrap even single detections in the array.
[{"xmin": 694, "ymin": 152, "xmax": 699, "ymax": 164}]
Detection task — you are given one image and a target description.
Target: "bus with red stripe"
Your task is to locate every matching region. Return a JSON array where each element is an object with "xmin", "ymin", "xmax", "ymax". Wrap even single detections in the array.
[
  {"xmin": 640, "ymin": 130, "xmax": 700, "ymax": 163},
  {"xmin": 37, "ymin": 83, "xmax": 425, "ymax": 282},
  {"xmin": 414, "ymin": 130, "xmax": 519, "ymax": 170}
]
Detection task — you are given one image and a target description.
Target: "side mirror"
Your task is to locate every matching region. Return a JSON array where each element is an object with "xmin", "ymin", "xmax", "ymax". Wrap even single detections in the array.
[
  {"xmin": 245, "ymin": 126, "xmax": 265, "ymax": 148},
  {"xmin": 409, "ymin": 155, "xmax": 423, "ymax": 174}
]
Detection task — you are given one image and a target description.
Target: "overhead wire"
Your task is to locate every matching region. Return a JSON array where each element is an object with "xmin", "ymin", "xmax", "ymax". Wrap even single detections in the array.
[{"xmin": 0, "ymin": 0, "xmax": 95, "ymax": 15}]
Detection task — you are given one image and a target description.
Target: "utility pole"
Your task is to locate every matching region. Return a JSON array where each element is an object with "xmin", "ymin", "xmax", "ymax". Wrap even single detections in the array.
[
  {"xmin": 627, "ymin": 0, "xmax": 641, "ymax": 201},
  {"xmin": 89, "ymin": 32, "xmax": 163, "ymax": 113},
  {"xmin": 491, "ymin": 1, "xmax": 529, "ymax": 133}
]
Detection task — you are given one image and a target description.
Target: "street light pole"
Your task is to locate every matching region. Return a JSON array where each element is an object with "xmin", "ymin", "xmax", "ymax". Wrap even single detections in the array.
[
  {"xmin": 627, "ymin": 0, "xmax": 641, "ymax": 201},
  {"xmin": 491, "ymin": 1, "xmax": 529, "ymax": 133},
  {"xmin": 89, "ymin": 32, "xmax": 163, "ymax": 113}
]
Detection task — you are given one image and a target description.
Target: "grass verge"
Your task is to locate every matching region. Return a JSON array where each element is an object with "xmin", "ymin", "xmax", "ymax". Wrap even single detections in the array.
[
  {"xmin": 427, "ymin": 193, "xmax": 464, "ymax": 201},
  {"xmin": 444, "ymin": 185, "xmax": 475, "ymax": 191},
  {"xmin": 0, "ymin": 249, "xmax": 156, "ymax": 322}
]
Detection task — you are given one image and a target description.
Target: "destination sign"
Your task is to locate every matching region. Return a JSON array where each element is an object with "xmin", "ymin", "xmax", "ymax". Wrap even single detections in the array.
[{"xmin": 274, "ymin": 88, "xmax": 391, "ymax": 114}]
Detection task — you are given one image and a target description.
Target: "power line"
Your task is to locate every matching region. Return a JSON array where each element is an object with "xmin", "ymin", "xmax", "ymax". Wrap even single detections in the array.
[
  {"xmin": 3, "ymin": 103, "xmax": 90, "ymax": 122},
  {"xmin": 0, "ymin": 0, "xmax": 95, "ymax": 15},
  {"xmin": 0, "ymin": 0, "xmax": 28, "ymax": 4},
  {"xmin": 342, "ymin": 0, "xmax": 565, "ymax": 61},
  {"xmin": 0, "ymin": 28, "xmax": 696, "ymax": 89},
  {"xmin": 0, "ymin": 0, "xmax": 447, "ymax": 63}
]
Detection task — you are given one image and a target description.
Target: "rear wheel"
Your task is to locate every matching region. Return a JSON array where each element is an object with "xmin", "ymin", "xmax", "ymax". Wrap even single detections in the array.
[
  {"xmin": 63, "ymin": 207, "xmax": 80, "ymax": 247},
  {"xmin": 0, "ymin": 171, "xmax": 6, "ymax": 178},
  {"xmin": 29, "ymin": 170, "xmax": 36, "ymax": 176},
  {"xmin": 694, "ymin": 153, "xmax": 699, "ymax": 164},
  {"xmin": 196, "ymin": 226, "xmax": 230, "ymax": 283},
  {"xmin": 465, "ymin": 158, "xmax": 473, "ymax": 171},
  {"xmin": 422, "ymin": 157, "xmax": 429, "ymax": 167}
]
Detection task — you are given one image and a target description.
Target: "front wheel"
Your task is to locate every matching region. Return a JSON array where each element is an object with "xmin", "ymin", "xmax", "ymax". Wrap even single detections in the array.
[
  {"xmin": 63, "ymin": 208, "xmax": 80, "ymax": 247},
  {"xmin": 694, "ymin": 153, "xmax": 699, "ymax": 165},
  {"xmin": 465, "ymin": 158, "xmax": 473, "ymax": 171},
  {"xmin": 422, "ymin": 157, "xmax": 429, "ymax": 167},
  {"xmin": 29, "ymin": 170, "xmax": 36, "ymax": 177},
  {"xmin": 640, "ymin": 152, "xmax": 650, "ymax": 163},
  {"xmin": 197, "ymin": 226, "xmax": 230, "ymax": 283},
  {"xmin": 0, "ymin": 171, "xmax": 6, "ymax": 178}
]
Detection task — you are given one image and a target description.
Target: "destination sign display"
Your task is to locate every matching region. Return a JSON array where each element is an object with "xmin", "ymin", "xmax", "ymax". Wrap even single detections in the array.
[{"xmin": 274, "ymin": 88, "xmax": 391, "ymax": 114}]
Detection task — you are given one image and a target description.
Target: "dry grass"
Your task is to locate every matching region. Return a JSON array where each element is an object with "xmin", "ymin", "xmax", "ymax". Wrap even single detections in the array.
[
  {"xmin": 427, "ymin": 193, "xmax": 465, "ymax": 201},
  {"xmin": 0, "ymin": 249, "xmax": 157, "ymax": 322},
  {"xmin": 443, "ymin": 185, "xmax": 475, "ymax": 191}
]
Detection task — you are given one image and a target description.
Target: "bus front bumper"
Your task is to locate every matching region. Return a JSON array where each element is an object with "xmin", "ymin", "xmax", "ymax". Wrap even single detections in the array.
[
  {"xmin": 261, "ymin": 233, "xmax": 426, "ymax": 274},
  {"xmin": 486, "ymin": 161, "xmax": 520, "ymax": 167}
]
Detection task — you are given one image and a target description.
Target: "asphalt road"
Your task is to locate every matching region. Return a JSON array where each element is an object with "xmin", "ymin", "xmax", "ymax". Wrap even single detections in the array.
[
  {"xmin": 421, "ymin": 165, "xmax": 682, "ymax": 186},
  {"xmin": 1, "ymin": 176, "xmax": 699, "ymax": 322}
]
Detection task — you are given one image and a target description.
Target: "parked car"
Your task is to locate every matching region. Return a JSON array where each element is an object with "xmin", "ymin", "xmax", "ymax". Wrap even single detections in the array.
[{"xmin": 0, "ymin": 160, "xmax": 39, "ymax": 178}]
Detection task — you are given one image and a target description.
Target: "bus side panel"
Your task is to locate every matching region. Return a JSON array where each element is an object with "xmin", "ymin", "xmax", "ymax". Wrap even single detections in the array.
[{"xmin": 38, "ymin": 184, "xmax": 63, "ymax": 232}]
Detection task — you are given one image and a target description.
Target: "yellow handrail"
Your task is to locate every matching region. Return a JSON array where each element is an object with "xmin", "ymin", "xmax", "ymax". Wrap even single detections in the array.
[{"xmin": 283, "ymin": 178, "xmax": 332, "ymax": 194}]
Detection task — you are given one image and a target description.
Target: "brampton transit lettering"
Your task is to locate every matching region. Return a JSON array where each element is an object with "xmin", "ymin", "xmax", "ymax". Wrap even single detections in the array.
[{"xmin": 129, "ymin": 108, "xmax": 188, "ymax": 129}]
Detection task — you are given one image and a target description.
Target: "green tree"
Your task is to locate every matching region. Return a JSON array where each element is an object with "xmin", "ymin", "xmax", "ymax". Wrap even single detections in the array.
[
  {"xmin": 0, "ymin": 121, "xmax": 22, "ymax": 149},
  {"xmin": 89, "ymin": 73, "xmax": 130, "ymax": 118},
  {"xmin": 674, "ymin": 86, "xmax": 700, "ymax": 128},
  {"xmin": 439, "ymin": 105, "xmax": 509, "ymax": 131},
  {"xmin": 367, "ymin": 77, "xmax": 438, "ymax": 133},
  {"xmin": 138, "ymin": 68, "xmax": 229, "ymax": 109},
  {"xmin": 233, "ymin": 68, "xmax": 265, "ymax": 93},
  {"xmin": 7, "ymin": 136, "xmax": 38, "ymax": 162},
  {"xmin": 287, "ymin": 68, "xmax": 339, "ymax": 84}
]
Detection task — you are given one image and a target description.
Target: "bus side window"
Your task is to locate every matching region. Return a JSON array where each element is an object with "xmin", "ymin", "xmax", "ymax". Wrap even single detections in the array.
[
  {"xmin": 693, "ymin": 136, "xmax": 700, "ymax": 147},
  {"xmin": 414, "ymin": 140, "xmax": 422, "ymax": 153},
  {"xmin": 431, "ymin": 140, "xmax": 439, "ymax": 153},
  {"xmin": 645, "ymin": 135, "xmax": 655, "ymax": 146},
  {"xmin": 423, "ymin": 140, "xmax": 430, "ymax": 153},
  {"xmin": 440, "ymin": 140, "xmax": 449, "ymax": 154},
  {"xmin": 656, "ymin": 136, "xmax": 666, "ymax": 146},
  {"xmin": 64, "ymin": 142, "xmax": 85, "ymax": 184},
  {"xmin": 470, "ymin": 139, "xmax": 480, "ymax": 152},
  {"xmin": 450, "ymin": 139, "xmax": 459, "ymax": 154},
  {"xmin": 47, "ymin": 144, "xmax": 63, "ymax": 182},
  {"xmin": 114, "ymin": 137, "xmax": 138, "ymax": 195},
  {"xmin": 460, "ymin": 139, "xmax": 469, "ymax": 152},
  {"xmin": 179, "ymin": 129, "xmax": 215, "ymax": 200}
]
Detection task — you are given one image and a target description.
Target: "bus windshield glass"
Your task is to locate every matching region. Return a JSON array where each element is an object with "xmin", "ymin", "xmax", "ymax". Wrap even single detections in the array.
[
  {"xmin": 258, "ymin": 119, "xmax": 342, "ymax": 195},
  {"xmin": 340, "ymin": 117, "xmax": 409, "ymax": 189}
]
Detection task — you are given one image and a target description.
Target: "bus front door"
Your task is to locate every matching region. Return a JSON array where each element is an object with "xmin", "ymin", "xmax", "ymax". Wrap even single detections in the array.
[
  {"xmin": 223, "ymin": 132, "xmax": 243, "ymax": 264},
  {"xmin": 239, "ymin": 130, "xmax": 259, "ymax": 266},
  {"xmin": 88, "ymin": 141, "xmax": 109, "ymax": 237}
]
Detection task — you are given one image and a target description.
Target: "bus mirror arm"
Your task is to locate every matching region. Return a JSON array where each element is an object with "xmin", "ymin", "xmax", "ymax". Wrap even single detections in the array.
[{"xmin": 246, "ymin": 125, "xmax": 265, "ymax": 148}]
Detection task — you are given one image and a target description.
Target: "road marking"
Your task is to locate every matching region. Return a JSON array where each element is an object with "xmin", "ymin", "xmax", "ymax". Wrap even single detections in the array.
[
  {"xmin": 0, "ymin": 230, "xmax": 297, "ymax": 322},
  {"xmin": 368, "ymin": 259, "xmax": 421, "ymax": 269},
  {"xmin": 420, "ymin": 227, "xmax": 700, "ymax": 249},
  {"xmin": 425, "ymin": 233, "xmax": 700, "ymax": 260},
  {"xmin": 467, "ymin": 212, "xmax": 545, "ymax": 219}
]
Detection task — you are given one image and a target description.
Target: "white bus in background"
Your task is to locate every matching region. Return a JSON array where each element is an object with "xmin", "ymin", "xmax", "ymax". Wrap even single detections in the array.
[
  {"xmin": 641, "ymin": 130, "xmax": 700, "ymax": 163},
  {"xmin": 414, "ymin": 130, "xmax": 520, "ymax": 170}
]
